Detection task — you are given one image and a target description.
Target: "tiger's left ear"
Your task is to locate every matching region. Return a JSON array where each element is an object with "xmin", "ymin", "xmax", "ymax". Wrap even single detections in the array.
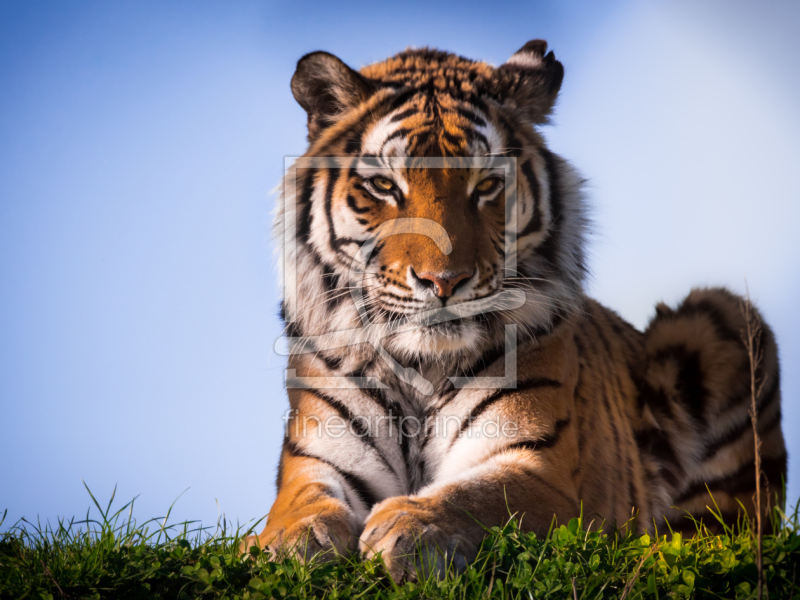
[
  {"xmin": 492, "ymin": 40, "xmax": 564, "ymax": 124},
  {"xmin": 291, "ymin": 51, "xmax": 374, "ymax": 141}
]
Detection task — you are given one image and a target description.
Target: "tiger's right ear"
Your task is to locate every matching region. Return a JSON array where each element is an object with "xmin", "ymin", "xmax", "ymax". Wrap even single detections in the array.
[
  {"xmin": 291, "ymin": 51, "xmax": 374, "ymax": 141},
  {"xmin": 491, "ymin": 40, "xmax": 564, "ymax": 124}
]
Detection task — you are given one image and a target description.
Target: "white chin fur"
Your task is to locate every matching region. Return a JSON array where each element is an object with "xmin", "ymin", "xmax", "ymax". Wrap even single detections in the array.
[{"xmin": 388, "ymin": 321, "xmax": 484, "ymax": 357}]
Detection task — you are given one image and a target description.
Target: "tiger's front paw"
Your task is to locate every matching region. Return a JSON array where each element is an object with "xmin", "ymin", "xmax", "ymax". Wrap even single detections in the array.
[
  {"xmin": 359, "ymin": 496, "xmax": 477, "ymax": 582},
  {"xmin": 243, "ymin": 504, "xmax": 361, "ymax": 563}
]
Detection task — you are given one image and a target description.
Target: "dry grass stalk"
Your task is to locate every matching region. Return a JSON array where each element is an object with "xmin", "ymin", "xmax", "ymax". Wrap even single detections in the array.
[
  {"xmin": 618, "ymin": 545, "xmax": 656, "ymax": 600},
  {"xmin": 741, "ymin": 288, "xmax": 766, "ymax": 600},
  {"xmin": 41, "ymin": 559, "xmax": 69, "ymax": 599},
  {"xmin": 485, "ymin": 558, "xmax": 496, "ymax": 599}
]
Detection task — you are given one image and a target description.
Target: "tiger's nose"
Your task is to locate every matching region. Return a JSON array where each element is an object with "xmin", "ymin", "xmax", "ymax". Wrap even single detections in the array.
[{"xmin": 411, "ymin": 268, "xmax": 473, "ymax": 299}]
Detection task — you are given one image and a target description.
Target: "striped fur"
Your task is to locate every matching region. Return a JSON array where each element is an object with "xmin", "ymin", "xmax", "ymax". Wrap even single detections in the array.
[{"xmin": 245, "ymin": 42, "xmax": 787, "ymax": 581}]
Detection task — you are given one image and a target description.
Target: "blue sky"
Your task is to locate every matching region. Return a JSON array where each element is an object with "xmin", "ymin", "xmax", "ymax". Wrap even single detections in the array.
[{"xmin": 1, "ymin": 0, "xmax": 798, "ymax": 530}]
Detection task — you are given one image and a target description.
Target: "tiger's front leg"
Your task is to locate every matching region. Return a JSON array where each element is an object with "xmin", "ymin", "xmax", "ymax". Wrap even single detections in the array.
[
  {"xmin": 242, "ymin": 445, "xmax": 364, "ymax": 561},
  {"xmin": 359, "ymin": 446, "xmax": 580, "ymax": 582},
  {"xmin": 243, "ymin": 381, "xmax": 406, "ymax": 561}
]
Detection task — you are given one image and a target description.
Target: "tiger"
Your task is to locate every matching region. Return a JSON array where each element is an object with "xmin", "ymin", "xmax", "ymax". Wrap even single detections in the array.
[{"xmin": 244, "ymin": 40, "xmax": 787, "ymax": 582}]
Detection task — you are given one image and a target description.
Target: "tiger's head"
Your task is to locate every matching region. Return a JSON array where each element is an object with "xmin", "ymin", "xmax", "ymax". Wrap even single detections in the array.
[{"xmin": 279, "ymin": 41, "xmax": 587, "ymax": 366}]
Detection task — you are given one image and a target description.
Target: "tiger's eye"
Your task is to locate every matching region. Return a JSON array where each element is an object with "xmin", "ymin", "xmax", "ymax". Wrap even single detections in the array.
[
  {"xmin": 371, "ymin": 177, "xmax": 395, "ymax": 192},
  {"xmin": 476, "ymin": 178, "xmax": 499, "ymax": 193}
]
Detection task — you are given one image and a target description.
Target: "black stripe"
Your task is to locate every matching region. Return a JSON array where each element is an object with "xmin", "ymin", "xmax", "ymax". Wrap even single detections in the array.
[
  {"xmin": 675, "ymin": 298, "xmax": 741, "ymax": 344},
  {"xmin": 587, "ymin": 318, "xmax": 624, "ymax": 450},
  {"xmin": 344, "ymin": 359, "xmax": 373, "ymax": 380},
  {"xmin": 518, "ymin": 159, "xmax": 542, "ymax": 235},
  {"xmin": 456, "ymin": 377, "xmax": 562, "ymax": 439},
  {"xmin": 572, "ymin": 330, "xmax": 586, "ymax": 360},
  {"xmin": 380, "ymin": 293, "xmax": 416, "ymax": 307},
  {"xmin": 601, "ymin": 383, "xmax": 624, "ymax": 498},
  {"xmin": 276, "ymin": 436, "xmax": 288, "ymax": 492},
  {"xmin": 343, "ymin": 129, "xmax": 363, "ymax": 155},
  {"xmin": 700, "ymin": 371, "xmax": 781, "ymax": 460},
  {"xmin": 469, "ymin": 96, "xmax": 490, "ymax": 116},
  {"xmin": 465, "ymin": 128, "xmax": 490, "ymax": 150},
  {"xmin": 346, "ymin": 194, "xmax": 371, "ymax": 214},
  {"xmin": 380, "ymin": 127, "xmax": 412, "ymax": 154},
  {"xmin": 572, "ymin": 335, "xmax": 588, "ymax": 461},
  {"xmin": 285, "ymin": 319, "xmax": 303, "ymax": 340},
  {"xmin": 309, "ymin": 249, "xmax": 347, "ymax": 308},
  {"xmin": 626, "ymin": 454, "xmax": 637, "ymax": 513},
  {"xmin": 637, "ymin": 378, "xmax": 675, "ymax": 420},
  {"xmin": 323, "ymin": 167, "xmax": 342, "ymax": 252},
  {"xmin": 471, "ymin": 340, "xmax": 507, "ymax": 373},
  {"xmin": 314, "ymin": 89, "xmax": 401, "ymax": 154},
  {"xmin": 599, "ymin": 320, "xmax": 645, "ymax": 515},
  {"xmin": 279, "ymin": 299, "xmax": 296, "ymax": 333},
  {"xmin": 305, "ymin": 389, "xmax": 366, "ymax": 435},
  {"xmin": 417, "ymin": 456, "xmax": 429, "ymax": 488},
  {"xmin": 455, "ymin": 107, "xmax": 487, "ymax": 127},
  {"xmin": 373, "ymin": 240, "xmax": 387, "ymax": 256},
  {"xmin": 442, "ymin": 130, "xmax": 462, "ymax": 147},
  {"xmin": 495, "ymin": 113, "xmax": 524, "ymax": 157},
  {"xmin": 387, "ymin": 88, "xmax": 420, "ymax": 112},
  {"xmin": 426, "ymin": 386, "xmax": 459, "ymax": 420},
  {"xmin": 390, "ymin": 107, "xmax": 418, "ymax": 122},
  {"xmin": 303, "ymin": 388, "xmax": 397, "ymax": 477},
  {"xmin": 674, "ymin": 455, "xmax": 787, "ymax": 505},
  {"xmin": 313, "ymin": 98, "xmax": 378, "ymax": 153},
  {"xmin": 547, "ymin": 307, "xmax": 566, "ymax": 336},
  {"xmin": 500, "ymin": 414, "xmax": 571, "ymax": 453},
  {"xmin": 290, "ymin": 482, "xmax": 335, "ymax": 507},
  {"xmin": 635, "ymin": 427, "xmax": 682, "ymax": 488},
  {"xmin": 596, "ymin": 314, "xmax": 644, "ymax": 514},
  {"xmin": 490, "ymin": 236, "xmax": 505, "ymax": 258},
  {"xmin": 284, "ymin": 439, "xmax": 379, "ymax": 509},
  {"xmin": 320, "ymin": 262, "xmax": 341, "ymax": 296},
  {"xmin": 584, "ymin": 316, "xmax": 625, "ymax": 513},
  {"xmin": 362, "ymin": 386, "xmax": 397, "ymax": 415},
  {"xmin": 441, "ymin": 339, "xmax": 508, "ymax": 401},
  {"xmin": 536, "ymin": 148, "xmax": 562, "ymax": 268},
  {"xmin": 652, "ymin": 345, "xmax": 707, "ymax": 430},
  {"xmin": 296, "ymin": 168, "xmax": 317, "ymax": 243},
  {"xmin": 400, "ymin": 418, "xmax": 415, "ymax": 483},
  {"xmin": 518, "ymin": 376, "xmax": 564, "ymax": 392},
  {"xmin": 622, "ymin": 423, "xmax": 642, "ymax": 514},
  {"xmin": 318, "ymin": 352, "xmax": 344, "ymax": 372},
  {"xmin": 602, "ymin": 314, "xmax": 648, "ymax": 427}
]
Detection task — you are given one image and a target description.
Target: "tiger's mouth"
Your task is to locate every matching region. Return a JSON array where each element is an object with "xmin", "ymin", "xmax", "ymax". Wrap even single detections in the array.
[
  {"xmin": 382, "ymin": 312, "xmax": 489, "ymax": 357},
  {"xmin": 416, "ymin": 319, "xmax": 470, "ymax": 337},
  {"xmin": 378, "ymin": 306, "xmax": 481, "ymax": 330},
  {"xmin": 365, "ymin": 289, "xmax": 519, "ymax": 356}
]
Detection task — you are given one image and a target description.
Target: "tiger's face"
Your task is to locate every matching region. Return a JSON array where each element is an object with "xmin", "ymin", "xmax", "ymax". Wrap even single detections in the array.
[
  {"xmin": 341, "ymin": 159, "xmax": 506, "ymax": 354},
  {"xmin": 283, "ymin": 42, "xmax": 587, "ymax": 362}
]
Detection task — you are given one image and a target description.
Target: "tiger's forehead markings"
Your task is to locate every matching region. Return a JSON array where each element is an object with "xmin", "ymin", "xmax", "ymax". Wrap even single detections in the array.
[
  {"xmin": 362, "ymin": 97, "xmax": 501, "ymax": 159},
  {"xmin": 355, "ymin": 49, "xmax": 509, "ymax": 160}
]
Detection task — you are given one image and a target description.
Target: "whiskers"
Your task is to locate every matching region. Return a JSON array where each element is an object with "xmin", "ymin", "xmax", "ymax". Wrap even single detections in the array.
[{"xmin": 287, "ymin": 251, "xmax": 588, "ymax": 370}]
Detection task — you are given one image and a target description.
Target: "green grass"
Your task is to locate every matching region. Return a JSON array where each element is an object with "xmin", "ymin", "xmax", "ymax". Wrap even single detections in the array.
[{"xmin": 2, "ymin": 488, "xmax": 799, "ymax": 599}]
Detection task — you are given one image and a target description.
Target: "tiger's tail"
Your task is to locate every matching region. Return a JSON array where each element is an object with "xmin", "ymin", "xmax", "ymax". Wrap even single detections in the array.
[{"xmin": 638, "ymin": 287, "xmax": 786, "ymax": 533}]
